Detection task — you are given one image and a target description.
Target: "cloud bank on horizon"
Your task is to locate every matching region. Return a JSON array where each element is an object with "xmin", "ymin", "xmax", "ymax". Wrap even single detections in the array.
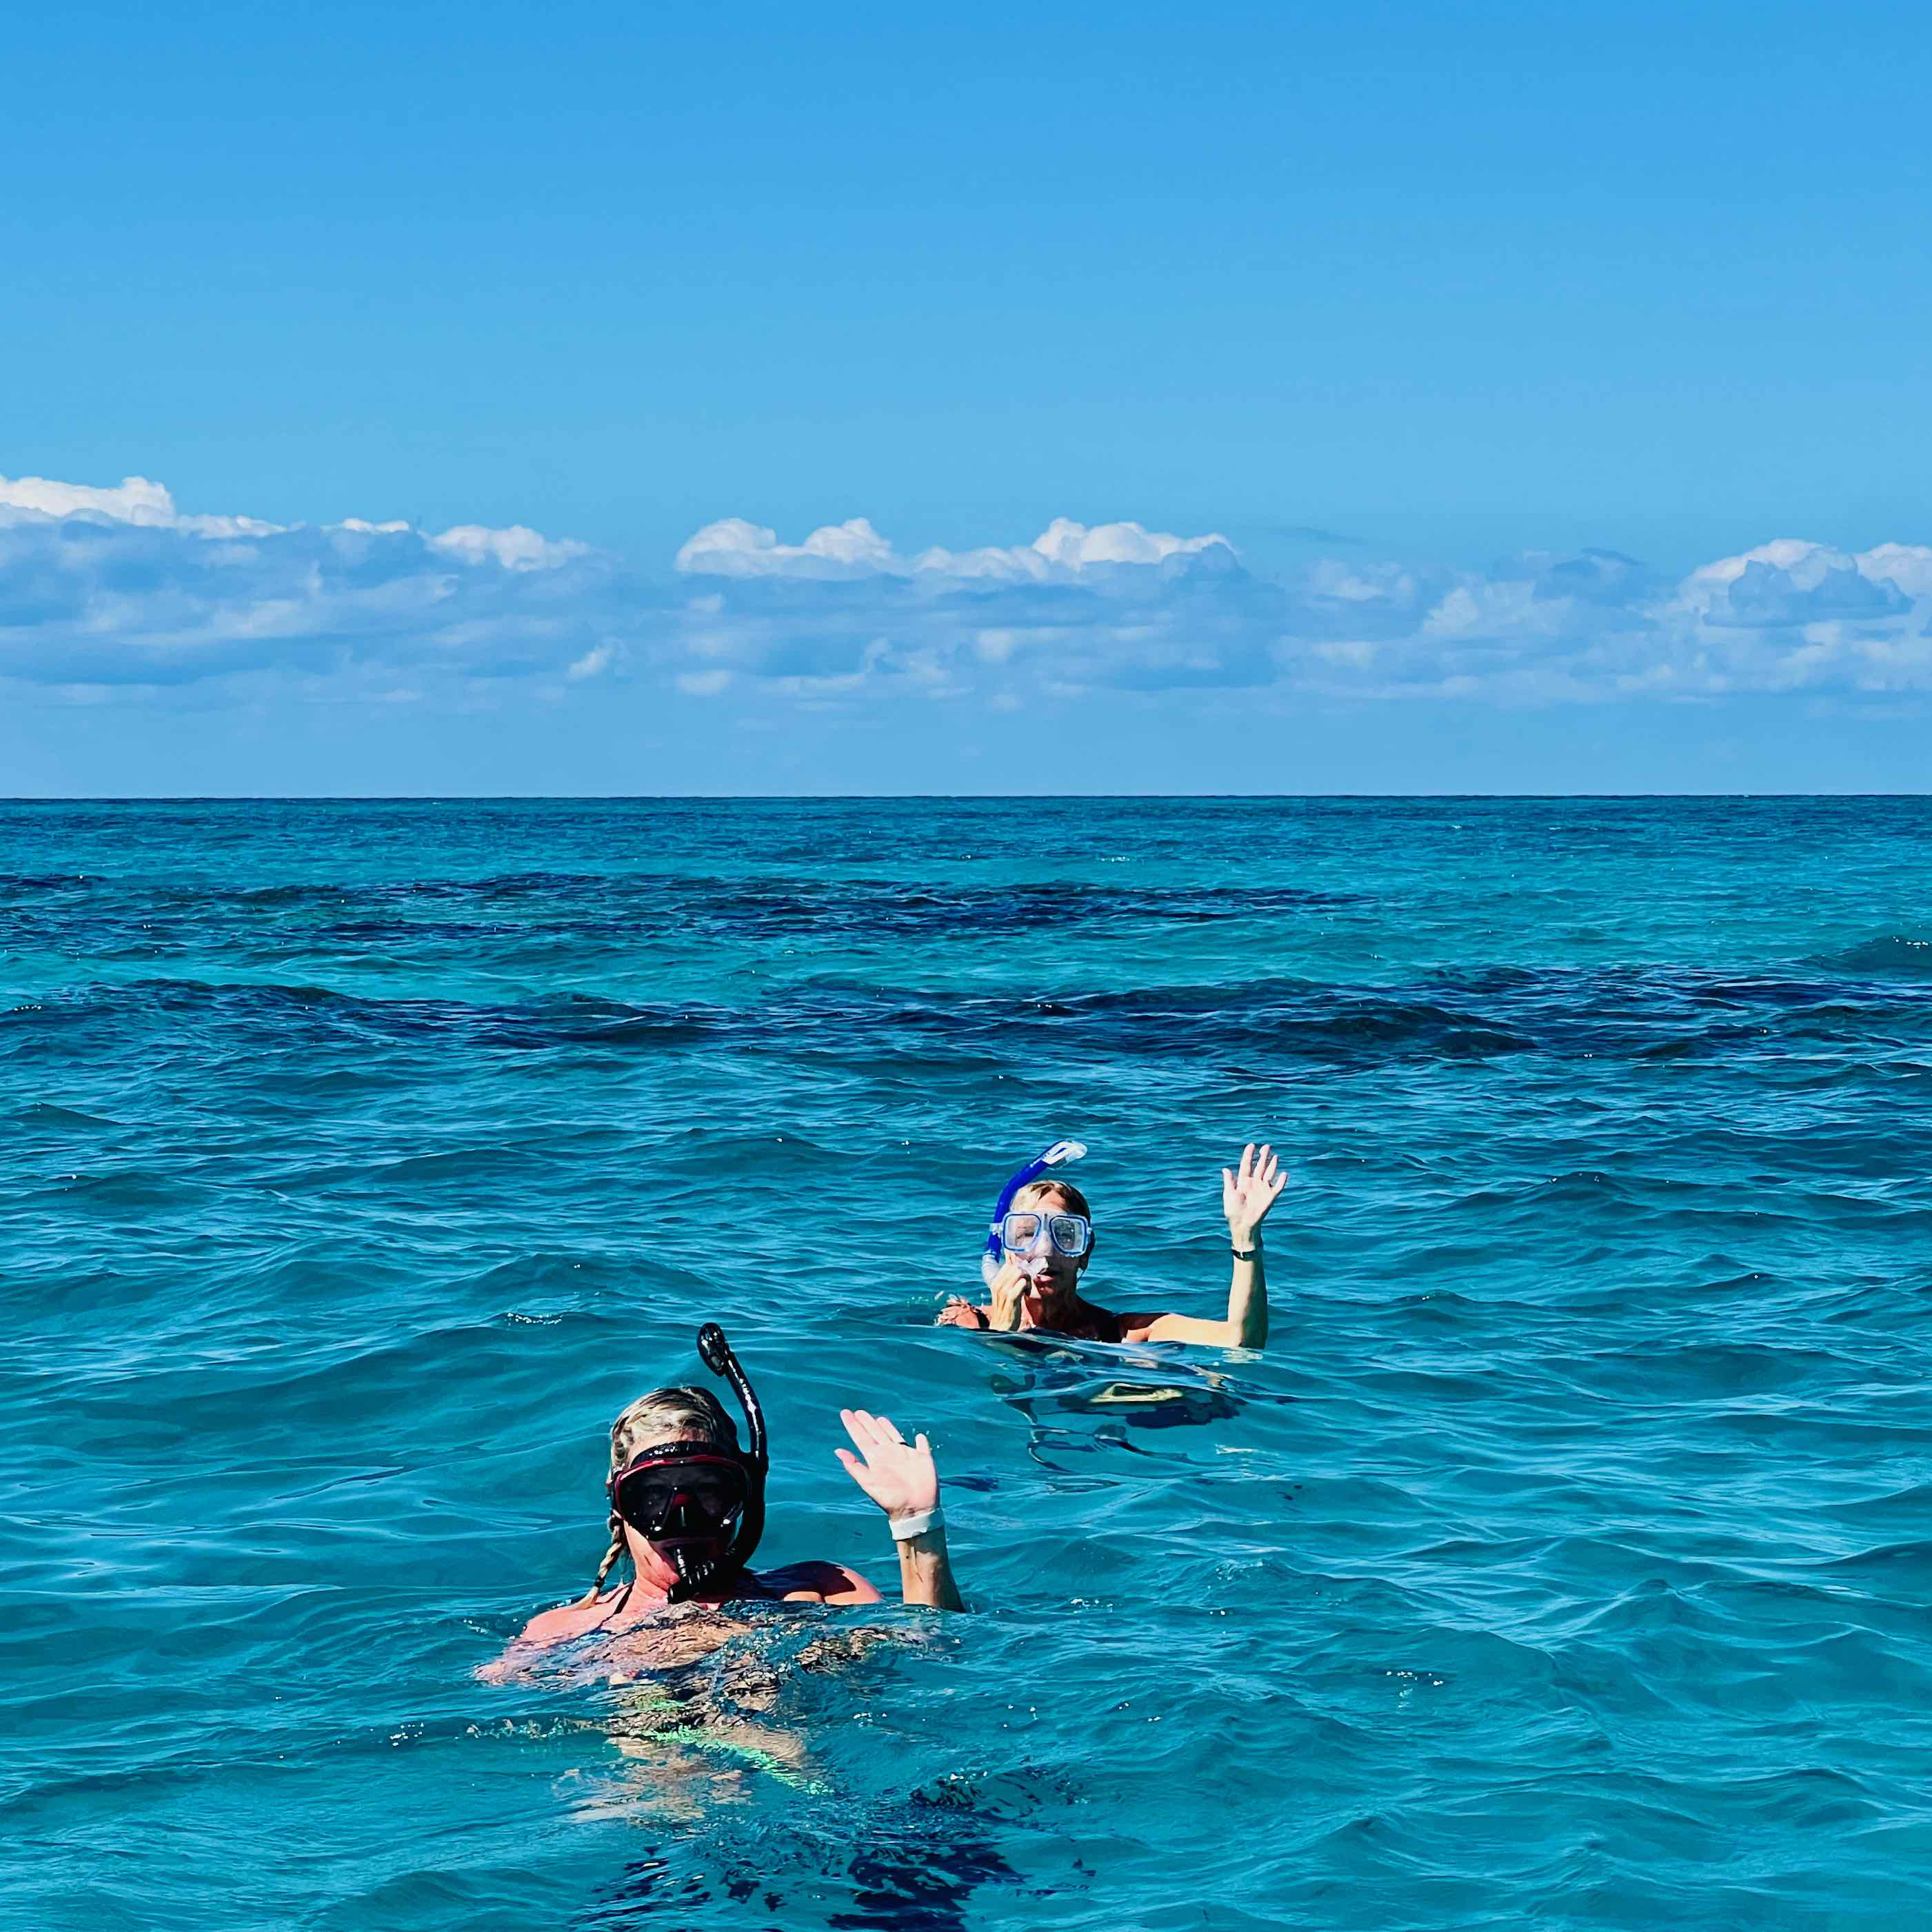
[{"xmin": 4, "ymin": 472, "xmax": 1931, "ymax": 708}]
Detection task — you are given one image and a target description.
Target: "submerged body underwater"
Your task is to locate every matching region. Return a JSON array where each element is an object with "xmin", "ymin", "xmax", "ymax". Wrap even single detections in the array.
[{"xmin": 4, "ymin": 796, "xmax": 1932, "ymax": 1931}]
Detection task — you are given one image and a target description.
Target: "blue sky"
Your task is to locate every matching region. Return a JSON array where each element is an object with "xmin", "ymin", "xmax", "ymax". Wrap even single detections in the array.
[{"xmin": 4, "ymin": 1, "xmax": 1930, "ymax": 793}]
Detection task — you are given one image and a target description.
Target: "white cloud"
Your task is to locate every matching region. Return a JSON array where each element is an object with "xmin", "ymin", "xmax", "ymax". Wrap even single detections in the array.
[
  {"xmin": 428, "ymin": 523, "xmax": 592, "ymax": 571},
  {"xmin": 0, "ymin": 470, "xmax": 283, "ymax": 539},
  {"xmin": 0, "ymin": 472, "xmax": 621, "ymax": 692},
  {"xmin": 913, "ymin": 516, "xmax": 1236, "ymax": 581},
  {"xmin": 4, "ymin": 473, "xmax": 1931, "ymax": 710},
  {"xmin": 676, "ymin": 513, "xmax": 1237, "ymax": 583},
  {"xmin": 674, "ymin": 516, "xmax": 900, "ymax": 578},
  {"xmin": 1672, "ymin": 538, "xmax": 1916, "ymax": 630},
  {"xmin": 1, "ymin": 472, "xmax": 183, "ymax": 523},
  {"xmin": 1, "ymin": 472, "xmax": 588, "ymax": 570}
]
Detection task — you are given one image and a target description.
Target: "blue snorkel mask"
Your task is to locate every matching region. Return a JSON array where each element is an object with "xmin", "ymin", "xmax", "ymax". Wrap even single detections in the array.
[{"xmin": 982, "ymin": 1139, "xmax": 1088, "ymax": 1286}]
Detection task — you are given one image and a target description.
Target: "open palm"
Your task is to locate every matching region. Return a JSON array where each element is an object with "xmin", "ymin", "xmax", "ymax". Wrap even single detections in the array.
[
  {"xmin": 835, "ymin": 1409, "xmax": 939, "ymax": 1520},
  {"xmin": 1222, "ymin": 1142, "xmax": 1285, "ymax": 1242}
]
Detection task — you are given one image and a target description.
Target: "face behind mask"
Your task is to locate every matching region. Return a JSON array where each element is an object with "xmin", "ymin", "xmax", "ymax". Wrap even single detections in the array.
[
  {"xmin": 613, "ymin": 1447, "xmax": 752, "ymax": 1556},
  {"xmin": 601, "ymin": 1327, "xmax": 771, "ymax": 1602},
  {"xmin": 603, "ymin": 1328, "xmax": 771, "ymax": 1601}
]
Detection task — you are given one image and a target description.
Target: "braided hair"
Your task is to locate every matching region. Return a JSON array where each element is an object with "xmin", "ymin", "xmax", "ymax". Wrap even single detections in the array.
[{"xmin": 576, "ymin": 1385, "xmax": 739, "ymax": 1608}]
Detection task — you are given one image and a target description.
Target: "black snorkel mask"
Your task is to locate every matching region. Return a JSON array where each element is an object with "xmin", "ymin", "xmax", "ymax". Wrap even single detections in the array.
[{"xmin": 609, "ymin": 1323, "xmax": 769, "ymax": 1604}]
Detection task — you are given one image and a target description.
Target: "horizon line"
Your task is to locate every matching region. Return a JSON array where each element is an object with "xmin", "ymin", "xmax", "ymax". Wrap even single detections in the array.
[{"xmin": 3, "ymin": 792, "xmax": 1929, "ymax": 806}]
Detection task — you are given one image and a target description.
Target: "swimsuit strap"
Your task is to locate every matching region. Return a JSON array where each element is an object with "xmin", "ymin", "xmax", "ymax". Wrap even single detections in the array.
[{"xmin": 1071, "ymin": 1301, "xmax": 1127, "ymax": 1344}]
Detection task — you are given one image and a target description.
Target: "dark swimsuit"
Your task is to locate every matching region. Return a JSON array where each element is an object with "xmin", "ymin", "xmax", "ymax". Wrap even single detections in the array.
[{"xmin": 976, "ymin": 1299, "xmax": 1131, "ymax": 1344}]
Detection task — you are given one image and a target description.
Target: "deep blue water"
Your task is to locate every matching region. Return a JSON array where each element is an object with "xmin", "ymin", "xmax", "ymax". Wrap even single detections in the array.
[{"xmin": 4, "ymin": 797, "xmax": 1932, "ymax": 1931}]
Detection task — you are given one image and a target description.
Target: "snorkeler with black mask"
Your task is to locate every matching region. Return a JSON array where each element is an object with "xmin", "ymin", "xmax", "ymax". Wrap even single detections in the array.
[{"xmin": 483, "ymin": 1325, "xmax": 963, "ymax": 1677}]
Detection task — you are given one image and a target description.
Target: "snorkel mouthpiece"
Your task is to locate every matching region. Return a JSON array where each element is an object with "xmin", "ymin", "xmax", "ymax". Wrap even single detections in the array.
[
  {"xmin": 665, "ymin": 1538, "xmax": 705, "ymax": 1587},
  {"xmin": 981, "ymin": 1139, "xmax": 1088, "ymax": 1286}
]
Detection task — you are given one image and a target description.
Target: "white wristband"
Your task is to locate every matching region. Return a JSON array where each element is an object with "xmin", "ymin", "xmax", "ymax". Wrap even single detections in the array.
[{"xmin": 889, "ymin": 1506, "xmax": 943, "ymax": 1541}]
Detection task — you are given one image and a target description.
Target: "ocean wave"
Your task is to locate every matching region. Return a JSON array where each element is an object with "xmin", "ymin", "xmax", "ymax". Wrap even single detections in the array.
[
  {"xmin": 1815, "ymin": 934, "xmax": 1932, "ymax": 978},
  {"xmin": 3, "ymin": 798, "xmax": 1931, "ymax": 1932}
]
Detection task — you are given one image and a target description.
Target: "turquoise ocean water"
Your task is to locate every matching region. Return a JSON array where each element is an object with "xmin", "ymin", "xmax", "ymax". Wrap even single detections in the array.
[{"xmin": 4, "ymin": 797, "xmax": 1931, "ymax": 1930}]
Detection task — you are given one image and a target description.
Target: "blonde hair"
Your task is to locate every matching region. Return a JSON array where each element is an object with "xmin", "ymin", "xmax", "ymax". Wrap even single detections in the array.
[
  {"xmin": 578, "ymin": 1385, "xmax": 738, "ymax": 1604},
  {"xmin": 1014, "ymin": 1176, "xmax": 1092, "ymax": 1220}
]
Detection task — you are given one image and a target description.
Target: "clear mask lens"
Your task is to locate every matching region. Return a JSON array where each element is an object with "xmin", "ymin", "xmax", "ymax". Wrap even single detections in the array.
[{"xmin": 1000, "ymin": 1210, "xmax": 1091, "ymax": 1258}]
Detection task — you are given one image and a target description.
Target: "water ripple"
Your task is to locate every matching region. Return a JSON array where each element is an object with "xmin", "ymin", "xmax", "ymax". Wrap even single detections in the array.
[{"xmin": 1, "ymin": 798, "xmax": 1929, "ymax": 1931}]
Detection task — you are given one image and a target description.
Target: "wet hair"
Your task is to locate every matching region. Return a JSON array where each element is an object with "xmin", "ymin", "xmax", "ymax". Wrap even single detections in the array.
[
  {"xmin": 1013, "ymin": 1176, "xmax": 1092, "ymax": 1220},
  {"xmin": 579, "ymin": 1385, "xmax": 739, "ymax": 1604}
]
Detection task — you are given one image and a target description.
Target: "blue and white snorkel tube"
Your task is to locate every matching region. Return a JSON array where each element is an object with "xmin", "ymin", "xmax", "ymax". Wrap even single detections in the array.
[{"xmin": 982, "ymin": 1138, "xmax": 1088, "ymax": 1286}]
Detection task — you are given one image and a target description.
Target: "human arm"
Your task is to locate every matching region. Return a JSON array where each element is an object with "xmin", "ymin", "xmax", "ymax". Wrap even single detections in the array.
[
  {"xmin": 1117, "ymin": 1143, "xmax": 1285, "ymax": 1350},
  {"xmin": 936, "ymin": 1258, "xmax": 1027, "ymax": 1333},
  {"xmin": 834, "ymin": 1407, "xmax": 967, "ymax": 1613}
]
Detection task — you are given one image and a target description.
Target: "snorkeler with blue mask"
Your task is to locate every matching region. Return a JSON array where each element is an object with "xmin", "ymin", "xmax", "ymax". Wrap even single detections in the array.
[{"xmin": 938, "ymin": 1141, "xmax": 1285, "ymax": 1349}]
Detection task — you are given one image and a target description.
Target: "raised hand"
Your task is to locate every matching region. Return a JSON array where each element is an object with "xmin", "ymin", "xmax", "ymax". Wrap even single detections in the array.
[
  {"xmin": 985, "ymin": 1257, "xmax": 1027, "ymax": 1331},
  {"xmin": 834, "ymin": 1409, "xmax": 940, "ymax": 1521},
  {"xmin": 1222, "ymin": 1142, "xmax": 1285, "ymax": 1247}
]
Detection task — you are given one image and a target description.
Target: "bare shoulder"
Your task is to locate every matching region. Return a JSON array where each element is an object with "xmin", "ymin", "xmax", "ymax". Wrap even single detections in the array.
[
  {"xmin": 759, "ymin": 1560, "xmax": 884, "ymax": 1604},
  {"xmin": 516, "ymin": 1596, "xmax": 612, "ymax": 1646},
  {"xmin": 476, "ymin": 1593, "xmax": 612, "ymax": 1682}
]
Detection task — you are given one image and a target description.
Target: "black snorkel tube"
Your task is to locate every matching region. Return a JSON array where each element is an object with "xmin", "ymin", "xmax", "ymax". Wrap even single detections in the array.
[{"xmin": 661, "ymin": 1322, "xmax": 768, "ymax": 1603}]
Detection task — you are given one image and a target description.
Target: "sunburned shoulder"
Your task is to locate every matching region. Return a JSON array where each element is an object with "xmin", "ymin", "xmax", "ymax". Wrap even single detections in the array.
[
  {"xmin": 493, "ymin": 1566, "xmax": 882, "ymax": 1664},
  {"xmin": 474, "ymin": 1595, "xmax": 610, "ymax": 1681},
  {"xmin": 516, "ymin": 1596, "xmax": 611, "ymax": 1647},
  {"xmin": 758, "ymin": 1560, "xmax": 883, "ymax": 1604}
]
